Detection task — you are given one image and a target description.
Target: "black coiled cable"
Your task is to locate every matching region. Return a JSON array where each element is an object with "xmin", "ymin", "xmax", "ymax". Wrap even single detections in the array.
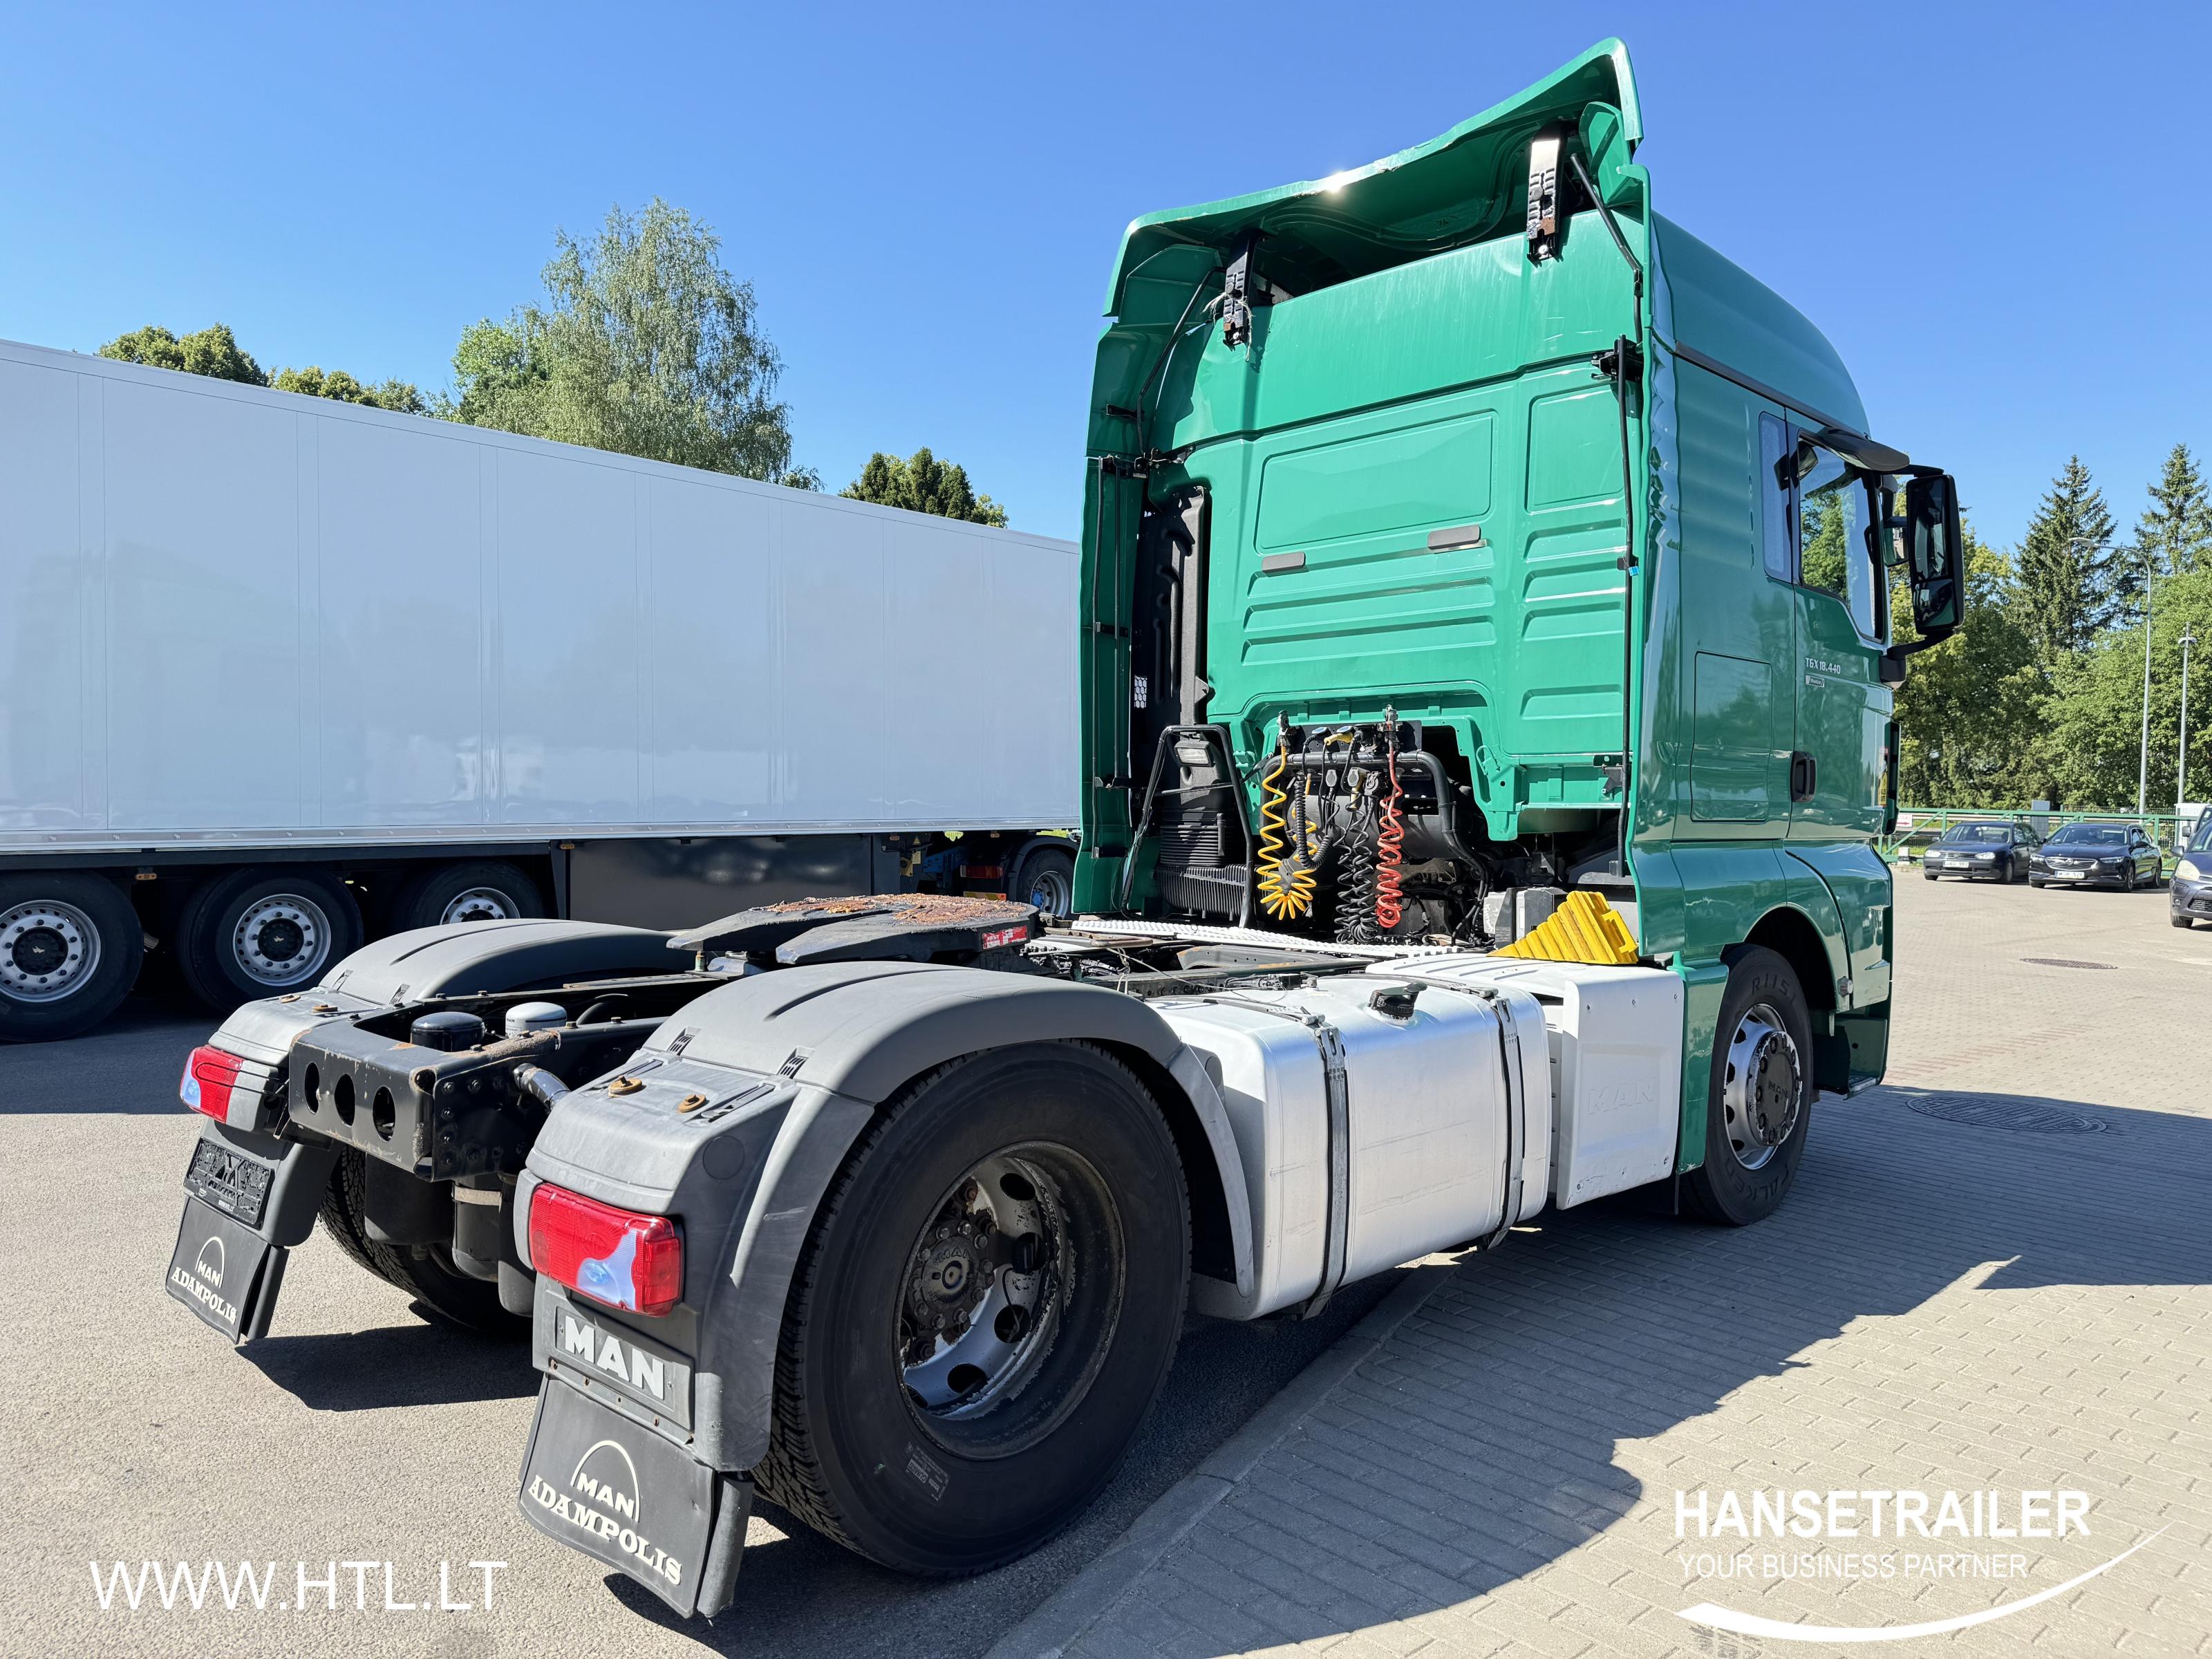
[{"xmin": 1335, "ymin": 778, "xmax": 1380, "ymax": 944}]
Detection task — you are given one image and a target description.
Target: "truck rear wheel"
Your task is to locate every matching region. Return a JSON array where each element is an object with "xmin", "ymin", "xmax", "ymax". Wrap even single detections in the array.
[
  {"xmin": 317, "ymin": 1148, "xmax": 525, "ymax": 1335},
  {"xmin": 0, "ymin": 872, "xmax": 144, "ymax": 1042},
  {"xmin": 394, "ymin": 860, "xmax": 545, "ymax": 930},
  {"xmin": 178, "ymin": 867, "xmax": 362, "ymax": 1010},
  {"xmin": 754, "ymin": 1042, "xmax": 1188, "ymax": 1575},
  {"xmin": 1681, "ymin": 946, "xmax": 1813, "ymax": 1226}
]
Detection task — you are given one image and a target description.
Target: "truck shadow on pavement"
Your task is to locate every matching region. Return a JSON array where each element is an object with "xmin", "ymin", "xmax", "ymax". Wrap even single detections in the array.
[
  {"xmin": 598, "ymin": 1084, "xmax": 2211, "ymax": 1658},
  {"xmin": 243, "ymin": 1318, "xmax": 537, "ymax": 1410}
]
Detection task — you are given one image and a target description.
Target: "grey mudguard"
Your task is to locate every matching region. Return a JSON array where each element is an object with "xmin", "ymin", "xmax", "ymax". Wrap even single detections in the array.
[
  {"xmin": 210, "ymin": 919, "xmax": 675, "ymax": 1067},
  {"xmin": 322, "ymin": 919, "xmax": 677, "ymax": 1004},
  {"xmin": 520, "ymin": 961, "xmax": 1255, "ymax": 1473}
]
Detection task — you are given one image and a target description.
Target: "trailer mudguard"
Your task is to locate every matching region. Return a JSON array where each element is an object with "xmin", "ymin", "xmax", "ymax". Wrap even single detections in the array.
[{"xmin": 518, "ymin": 961, "xmax": 1256, "ymax": 1474}]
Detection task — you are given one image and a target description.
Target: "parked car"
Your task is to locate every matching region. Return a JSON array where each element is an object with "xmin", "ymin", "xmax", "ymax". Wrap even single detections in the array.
[
  {"xmin": 2028, "ymin": 823, "xmax": 2164, "ymax": 890},
  {"xmin": 1921, "ymin": 820, "xmax": 2037, "ymax": 883},
  {"xmin": 2172, "ymin": 814, "xmax": 2212, "ymax": 928}
]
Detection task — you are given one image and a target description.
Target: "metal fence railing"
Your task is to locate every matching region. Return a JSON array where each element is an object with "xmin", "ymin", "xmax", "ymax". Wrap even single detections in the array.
[{"xmin": 1880, "ymin": 806, "xmax": 2208, "ymax": 868}]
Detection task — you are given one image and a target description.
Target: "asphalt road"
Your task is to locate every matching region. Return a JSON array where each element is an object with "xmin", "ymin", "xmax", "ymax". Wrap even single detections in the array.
[{"xmin": 0, "ymin": 997, "xmax": 1401, "ymax": 1659}]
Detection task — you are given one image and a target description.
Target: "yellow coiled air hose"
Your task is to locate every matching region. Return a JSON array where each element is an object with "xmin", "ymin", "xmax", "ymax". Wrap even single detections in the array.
[{"xmin": 1255, "ymin": 742, "xmax": 1315, "ymax": 921}]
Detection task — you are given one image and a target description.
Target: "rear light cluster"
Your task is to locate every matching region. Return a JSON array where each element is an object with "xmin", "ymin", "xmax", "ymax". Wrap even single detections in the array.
[
  {"xmin": 180, "ymin": 1046, "xmax": 245, "ymax": 1122},
  {"xmin": 527, "ymin": 1182, "xmax": 683, "ymax": 1316}
]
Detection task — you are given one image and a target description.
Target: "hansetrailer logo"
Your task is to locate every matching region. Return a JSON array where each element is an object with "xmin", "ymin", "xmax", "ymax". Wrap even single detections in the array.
[
  {"xmin": 195, "ymin": 1235, "xmax": 224, "ymax": 1289},
  {"xmin": 1671, "ymin": 1488, "xmax": 2166, "ymax": 1642},
  {"xmin": 525, "ymin": 1435, "xmax": 686, "ymax": 1589},
  {"xmin": 91, "ymin": 1559, "xmax": 505, "ymax": 1613},
  {"xmin": 561, "ymin": 1309, "xmax": 666, "ymax": 1400}
]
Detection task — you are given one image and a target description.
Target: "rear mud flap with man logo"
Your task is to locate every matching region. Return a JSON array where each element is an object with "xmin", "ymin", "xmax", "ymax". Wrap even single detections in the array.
[
  {"xmin": 518, "ymin": 1376, "xmax": 750, "ymax": 1618},
  {"xmin": 164, "ymin": 1196, "xmax": 285, "ymax": 1342}
]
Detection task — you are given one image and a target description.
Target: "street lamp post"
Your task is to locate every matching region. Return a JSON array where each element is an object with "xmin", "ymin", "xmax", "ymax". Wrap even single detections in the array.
[{"xmin": 2137, "ymin": 543, "xmax": 2155, "ymax": 816}]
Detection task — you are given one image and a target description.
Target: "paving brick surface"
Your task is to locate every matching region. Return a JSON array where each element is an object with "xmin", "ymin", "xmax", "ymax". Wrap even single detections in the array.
[{"xmin": 1062, "ymin": 877, "xmax": 2212, "ymax": 1657}]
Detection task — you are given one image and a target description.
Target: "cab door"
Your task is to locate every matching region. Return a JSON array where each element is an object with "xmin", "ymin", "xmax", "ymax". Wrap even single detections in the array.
[{"xmin": 1774, "ymin": 429, "xmax": 1891, "ymax": 842}]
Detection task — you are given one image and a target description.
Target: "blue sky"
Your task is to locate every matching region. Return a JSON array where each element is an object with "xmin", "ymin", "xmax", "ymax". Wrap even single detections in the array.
[{"xmin": 3, "ymin": 2, "xmax": 2204, "ymax": 550}]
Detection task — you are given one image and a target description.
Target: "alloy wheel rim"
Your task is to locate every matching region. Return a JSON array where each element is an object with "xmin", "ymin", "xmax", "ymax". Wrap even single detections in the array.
[
  {"xmin": 1721, "ymin": 1001, "xmax": 1801, "ymax": 1172},
  {"xmin": 231, "ymin": 893, "xmax": 333, "ymax": 986},
  {"xmin": 0, "ymin": 899, "xmax": 101, "ymax": 1003},
  {"xmin": 440, "ymin": 886, "xmax": 519, "ymax": 924}
]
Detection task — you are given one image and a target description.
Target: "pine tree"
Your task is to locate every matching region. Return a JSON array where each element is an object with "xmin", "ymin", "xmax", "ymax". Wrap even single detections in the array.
[
  {"xmin": 2133, "ymin": 442, "xmax": 2212, "ymax": 585},
  {"xmin": 2012, "ymin": 456, "xmax": 2117, "ymax": 659}
]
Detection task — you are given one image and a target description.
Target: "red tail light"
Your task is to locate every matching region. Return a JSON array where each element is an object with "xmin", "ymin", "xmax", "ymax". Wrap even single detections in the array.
[
  {"xmin": 180, "ymin": 1046, "xmax": 243, "ymax": 1121},
  {"xmin": 527, "ymin": 1182, "xmax": 682, "ymax": 1316}
]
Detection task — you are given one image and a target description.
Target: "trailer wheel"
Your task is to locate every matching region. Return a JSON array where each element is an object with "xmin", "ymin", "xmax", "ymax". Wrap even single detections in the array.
[
  {"xmin": 1681, "ymin": 946, "xmax": 1813, "ymax": 1226},
  {"xmin": 178, "ymin": 868, "xmax": 363, "ymax": 1010},
  {"xmin": 754, "ymin": 1042, "xmax": 1188, "ymax": 1575},
  {"xmin": 395, "ymin": 860, "xmax": 545, "ymax": 930},
  {"xmin": 1009, "ymin": 843, "xmax": 1077, "ymax": 917},
  {"xmin": 0, "ymin": 872, "xmax": 144, "ymax": 1042},
  {"xmin": 317, "ymin": 1148, "xmax": 525, "ymax": 1335}
]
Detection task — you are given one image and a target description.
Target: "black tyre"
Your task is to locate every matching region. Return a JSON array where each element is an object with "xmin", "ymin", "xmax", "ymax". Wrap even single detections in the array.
[
  {"xmin": 2029, "ymin": 877, "xmax": 2046, "ymax": 888},
  {"xmin": 0, "ymin": 872, "xmax": 144, "ymax": 1042},
  {"xmin": 317, "ymin": 1148, "xmax": 525, "ymax": 1335},
  {"xmin": 754, "ymin": 1042, "xmax": 1188, "ymax": 1575},
  {"xmin": 1680, "ymin": 946, "xmax": 1814, "ymax": 1227},
  {"xmin": 394, "ymin": 860, "xmax": 545, "ymax": 930},
  {"xmin": 1922, "ymin": 870, "xmax": 1938, "ymax": 881},
  {"xmin": 178, "ymin": 867, "xmax": 363, "ymax": 1010},
  {"xmin": 1009, "ymin": 842, "xmax": 1077, "ymax": 918}
]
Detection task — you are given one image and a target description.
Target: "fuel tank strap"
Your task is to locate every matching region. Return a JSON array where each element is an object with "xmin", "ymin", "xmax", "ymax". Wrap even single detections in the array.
[
  {"xmin": 1204, "ymin": 990, "xmax": 1353, "ymax": 1320},
  {"xmin": 1299, "ymin": 1019, "xmax": 1351, "ymax": 1319}
]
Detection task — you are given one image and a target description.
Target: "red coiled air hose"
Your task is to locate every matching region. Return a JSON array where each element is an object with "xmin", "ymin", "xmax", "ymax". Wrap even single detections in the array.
[{"xmin": 1374, "ymin": 742, "xmax": 1405, "ymax": 931}]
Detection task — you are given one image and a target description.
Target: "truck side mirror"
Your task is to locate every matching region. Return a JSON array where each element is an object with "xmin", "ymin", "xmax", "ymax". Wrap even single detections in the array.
[{"xmin": 1903, "ymin": 473, "xmax": 1963, "ymax": 643}]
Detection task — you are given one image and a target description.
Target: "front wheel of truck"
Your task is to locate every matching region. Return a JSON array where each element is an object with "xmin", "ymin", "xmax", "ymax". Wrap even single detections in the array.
[
  {"xmin": 754, "ymin": 1042, "xmax": 1190, "ymax": 1575},
  {"xmin": 1682, "ymin": 946, "xmax": 1814, "ymax": 1226}
]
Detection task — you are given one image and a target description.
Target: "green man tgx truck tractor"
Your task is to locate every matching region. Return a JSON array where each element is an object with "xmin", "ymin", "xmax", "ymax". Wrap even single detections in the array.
[{"xmin": 161, "ymin": 42, "xmax": 1962, "ymax": 1618}]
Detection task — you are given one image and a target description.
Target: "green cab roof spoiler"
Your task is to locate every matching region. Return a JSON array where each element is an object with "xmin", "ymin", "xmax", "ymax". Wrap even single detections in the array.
[{"xmin": 1103, "ymin": 39, "xmax": 1642, "ymax": 315}]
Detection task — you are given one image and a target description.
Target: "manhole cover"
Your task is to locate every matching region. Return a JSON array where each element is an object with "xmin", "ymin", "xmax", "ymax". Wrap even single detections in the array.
[
  {"xmin": 2021, "ymin": 957, "xmax": 2117, "ymax": 971},
  {"xmin": 1900, "ymin": 1094, "xmax": 2111, "ymax": 1134}
]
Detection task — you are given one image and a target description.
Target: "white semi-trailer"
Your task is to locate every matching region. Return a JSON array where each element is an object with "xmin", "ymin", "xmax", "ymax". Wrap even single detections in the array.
[{"xmin": 0, "ymin": 337, "xmax": 1078, "ymax": 1040}]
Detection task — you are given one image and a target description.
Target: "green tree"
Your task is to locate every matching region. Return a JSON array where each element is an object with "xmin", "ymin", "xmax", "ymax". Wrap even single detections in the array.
[
  {"xmin": 270, "ymin": 364, "xmax": 427, "ymax": 415},
  {"xmin": 840, "ymin": 447, "xmax": 1008, "ymax": 525},
  {"xmin": 1891, "ymin": 525, "xmax": 2045, "ymax": 805},
  {"xmin": 444, "ymin": 198, "xmax": 812, "ymax": 484},
  {"xmin": 2012, "ymin": 456, "xmax": 2117, "ymax": 660},
  {"xmin": 2042, "ymin": 561, "xmax": 2212, "ymax": 810},
  {"xmin": 2132, "ymin": 442, "xmax": 2212, "ymax": 584},
  {"xmin": 98, "ymin": 322, "xmax": 265, "ymax": 385}
]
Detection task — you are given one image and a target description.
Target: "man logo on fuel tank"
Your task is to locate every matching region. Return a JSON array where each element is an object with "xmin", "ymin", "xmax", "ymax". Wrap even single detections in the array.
[
  {"xmin": 195, "ymin": 1236, "xmax": 224, "ymax": 1290},
  {"xmin": 525, "ymin": 1437, "xmax": 684, "ymax": 1590}
]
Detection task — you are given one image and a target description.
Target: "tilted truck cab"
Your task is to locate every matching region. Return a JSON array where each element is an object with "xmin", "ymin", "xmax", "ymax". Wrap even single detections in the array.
[{"xmin": 161, "ymin": 41, "xmax": 1964, "ymax": 1620}]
